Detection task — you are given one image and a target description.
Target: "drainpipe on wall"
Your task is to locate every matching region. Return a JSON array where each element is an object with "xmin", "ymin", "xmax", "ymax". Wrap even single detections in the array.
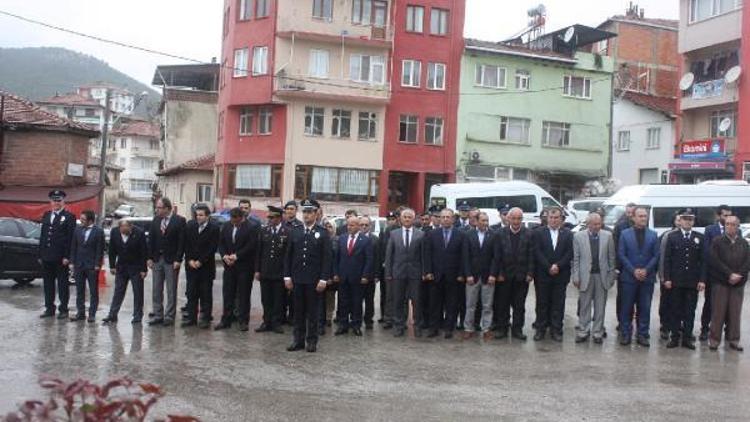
[{"xmin": 607, "ymin": 72, "xmax": 615, "ymax": 179}]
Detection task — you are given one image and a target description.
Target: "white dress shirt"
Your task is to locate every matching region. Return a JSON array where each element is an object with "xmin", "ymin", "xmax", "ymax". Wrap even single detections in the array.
[{"xmin": 549, "ymin": 228, "xmax": 559, "ymax": 250}]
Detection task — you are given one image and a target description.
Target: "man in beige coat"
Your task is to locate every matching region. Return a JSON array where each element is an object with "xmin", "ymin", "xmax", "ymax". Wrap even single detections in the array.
[{"xmin": 572, "ymin": 213, "xmax": 616, "ymax": 344}]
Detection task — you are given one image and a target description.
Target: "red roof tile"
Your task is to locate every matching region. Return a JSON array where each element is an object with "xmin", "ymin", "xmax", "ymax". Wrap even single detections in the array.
[
  {"xmin": 157, "ymin": 153, "xmax": 215, "ymax": 176},
  {"xmin": 38, "ymin": 93, "xmax": 102, "ymax": 107},
  {"xmin": 111, "ymin": 119, "xmax": 159, "ymax": 138},
  {"xmin": 620, "ymin": 91, "xmax": 677, "ymax": 116},
  {"xmin": 0, "ymin": 90, "xmax": 99, "ymax": 135}
]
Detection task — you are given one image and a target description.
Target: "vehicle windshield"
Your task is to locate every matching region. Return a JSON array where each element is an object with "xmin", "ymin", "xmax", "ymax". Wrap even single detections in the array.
[
  {"xmin": 457, "ymin": 195, "xmax": 538, "ymax": 213},
  {"xmin": 17, "ymin": 219, "xmax": 41, "ymax": 239},
  {"xmin": 603, "ymin": 205, "xmax": 625, "ymax": 227}
]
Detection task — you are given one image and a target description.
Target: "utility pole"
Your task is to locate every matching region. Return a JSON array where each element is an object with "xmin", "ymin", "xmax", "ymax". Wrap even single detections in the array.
[{"xmin": 98, "ymin": 89, "xmax": 111, "ymax": 223}]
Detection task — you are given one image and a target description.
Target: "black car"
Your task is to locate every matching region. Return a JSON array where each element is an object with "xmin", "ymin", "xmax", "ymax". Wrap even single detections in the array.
[{"xmin": 0, "ymin": 217, "xmax": 44, "ymax": 286}]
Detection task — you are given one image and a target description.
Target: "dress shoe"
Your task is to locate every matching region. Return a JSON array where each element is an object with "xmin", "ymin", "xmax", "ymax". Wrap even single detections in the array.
[
  {"xmin": 198, "ymin": 320, "xmax": 211, "ymax": 329},
  {"xmin": 365, "ymin": 322, "xmax": 374, "ymax": 330},
  {"xmin": 181, "ymin": 320, "xmax": 197, "ymax": 328},
  {"xmin": 619, "ymin": 336, "xmax": 631, "ymax": 346},
  {"xmin": 593, "ymin": 337, "xmax": 603, "ymax": 345},
  {"xmin": 382, "ymin": 323, "xmax": 393, "ymax": 330},
  {"xmin": 238, "ymin": 322, "xmax": 249, "ymax": 332},
  {"xmin": 56, "ymin": 312, "xmax": 69, "ymax": 320},
  {"xmin": 39, "ymin": 311, "xmax": 55, "ymax": 319},
  {"xmin": 272, "ymin": 326, "xmax": 285, "ymax": 334},
  {"xmin": 148, "ymin": 318, "xmax": 164, "ymax": 326},
  {"xmin": 102, "ymin": 316, "xmax": 117, "ymax": 325},
  {"xmin": 551, "ymin": 332, "xmax": 563, "ymax": 342},
  {"xmin": 602, "ymin": 329, "xmax": 608, "ymax": 339},
  {"xmin": 666, "ymin": 338, "xmax": 680, "ymax": 349},
  {"xmin": 456, "ymin": 324, "xmax": 464, "ymax": 331},
  {"xmin": 533, "ymin": 331, "xmax": 545, "ymax": 341},
  {"xmin": 427, "ymin": 329, "xmax": 439, "ymax": 338},
  {"xmin": 287, "ymin": 342, "xmax": 305, "ymax": 352},
  {"xmin": 511, "ymin": 331, "xmax": 527, "ymax": 341},
  {"xmin": 495, "ymin": 330, "xmax": 509, "ymax": 340},
  {"xmin": 483, "ymin": 331, "xmax": 494, "ymax": 341},
  {"xmin": 682, "ymin": 340, "xmax": 696, "ymax": 350},
  {"xmin": 87, "ymin": 316, "xmax": 96, "ymax": 323},
  {"xmin": 334, "ymin": 327, "xmax": 349, "ymax": 336},
  {"xmin": 131, "ymin": 318, "xmax": 142, "ymax": 324},
  {"xmin": 306, "ymin": 343, "xmax": 318, "ymax": 353},
  {"xmin": 377, "ymin": 318, "xmax": 385, "ymax": 324},
  {"xmin": 462, "ymin": 331, "xmax": 475, "ymax": 340},
  {"xmin": 162, "ymin": 320, "xmax": 174, "ymax": 327},
  {"xmin": 148, "ymin": 312, "xmax": 155, "ymax": 318},
  {"xmin": 729, "ymin": 343, "xmax": 744, "ymax": 352},
  {"xmin": 255, "ymin": 324, "xmax": 271, "ymax": 333},
  {"xmin": 393, "ymin": 328, "xmax": 405, "ymax": 337},
  {"xmin": 709, "ymin": 343, "xmax": 719, "ymax": 351},
  {"xmin": 637, "ymin": 336, "xmax": 650, "ymax": 348},
  {"xmin": 214, "ymin": 321, "xmax": 231, "ymax": 331},
  {"xmin": 352, "ymin": 327, "xmax": 363, "ymax": 336},
  {"xmin": 444, "ymin": 331, "xmax": 454, "ymax": 339},
  {"xmin": 699, "ymin": 328, "xmax": 709, "ymax": 342},
  {"xmin": 659, "ymin": 329, "xmax": 669, "ymax": 341},
  {"xmin": 70, "ymin": 314, "xmax": 86, "ymax": 322},
  {"xmin": 575, "ymin": 335, "xmax": 589, "ymax": 344}
]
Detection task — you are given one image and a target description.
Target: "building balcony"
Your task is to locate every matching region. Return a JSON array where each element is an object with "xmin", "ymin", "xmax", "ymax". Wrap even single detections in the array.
[
  {"xmin": 124, "ymin": 168, "xmax": 158, "ymax": 180},
  {"xmin": 680, "ymin": 79, "xmax": 739, "ymax": 110},
  {"xmin": 273, "ymin": 73, "xmax": 390, "ymax": 105},
  {"xmin": 130, "ymin": 146, "xmax": 161, "ymax": 158},
  {"xmin": 276, "ymin": 28, "xmax": 393, "ymax": 49}
]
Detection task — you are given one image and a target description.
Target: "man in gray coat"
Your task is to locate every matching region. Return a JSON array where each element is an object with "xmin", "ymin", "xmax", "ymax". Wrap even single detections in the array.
[
  {"xmin": 384, "ymin": 208, "xmax": 426, "ymax": 337},
  {"xmin": 572, "ymin": 212, "xmax": 616, "ymax": 344}
]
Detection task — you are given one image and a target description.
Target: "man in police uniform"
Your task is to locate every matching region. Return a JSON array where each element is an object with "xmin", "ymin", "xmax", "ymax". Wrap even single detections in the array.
[
  {"xmin": 455, "ymin": 200, "xmax": 472, "ymax": 228},
  {"xmin": 254, "ymin": 205, "xmax": 289, "ymax": 334},
  {"xmin": 662, "ymin": 208, "xmax": 706, "ymax": 350},
  {"xmin": 39, "ymin": 190, "xmax": 77, "ymax": 319},
  {"xmin": 284, "ymin": 199, "xmax": 332, "ymax": 353},
  {"xmin": 491, "ymin": 205, "xmax": 510, "ymax": 232}
]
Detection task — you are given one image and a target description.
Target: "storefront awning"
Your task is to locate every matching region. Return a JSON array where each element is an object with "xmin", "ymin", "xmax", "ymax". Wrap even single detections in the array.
[
  {"xmin": 0, "ymin": 185, "xmax": 102, "ymax": 222},
  {"xmin": 668, "ymin": 160, "xmax": 735, "ymax": 174}
]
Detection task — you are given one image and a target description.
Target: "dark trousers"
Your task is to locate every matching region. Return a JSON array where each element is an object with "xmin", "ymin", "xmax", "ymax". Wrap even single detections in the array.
[
  {"xmin": 619, "ymin": 280, "xmax": 654, "ymax": 338},
  {"xmin": 260, "ymin": 277, "xmax": 284, "ymax": 328},
  {"xmin": 293, "ymin": 283, "xmax": 321, "ymax": 345},
  {"xmin": 534, "ymin": 276, "xmax": 569, "ymax": 334},
  {"xmin": 668, "ymin": 287, "xmax": 698, "ymax": 339},
  {"xmin": 429, "ymin": 277, "xmax": 463, "ymax": 332},
  {"xmin": 186, "ymin": 266, "xmax": 213, "ymax": 322},
  {"xmin": 419, "ymin": 281, "xmax": 430, "ymax": 328},
  {"xmin": 338, "ymin": 280, "xmax": 365, "ymax": 328},
  {"xmin": 282, "ymin": 289, "xmax": 293, "ymax": 322},
  {"xmin": 701, "ymin": 282, "xmax": 713, "ymax": 331},
  {"xmin": 659, "ymin": 284, "xmax": 671, "ymax": 330},
  {"xmin": 42, "ymin": 260, "xmax": 70, "ymax": 313},
  {"xmin": 74, "ymin": 269, "xmax": 98, "ymax": 317},
  {"xmin": 379, "ymin": 278, "xmax": 387, "ymax": 320},
  {"xmin": 495, "ymin": 276, "xmax": 529, "ymax": 333},
  {"xmin": 363, "ymin": 281, "xmax": 376, "ymax": 325},
  {"xmin": 108, "ymin": 266, "xmax": 144, "ymax": 320},
  {"xmin": 221, "ymin": 265, "xmax": 252, "ymax": 323}
]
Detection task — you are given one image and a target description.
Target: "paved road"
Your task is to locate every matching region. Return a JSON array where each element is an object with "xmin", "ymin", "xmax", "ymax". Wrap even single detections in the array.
[{"xmin": 1, "ymin": 269, "xmax": 750, "ymax": 421}]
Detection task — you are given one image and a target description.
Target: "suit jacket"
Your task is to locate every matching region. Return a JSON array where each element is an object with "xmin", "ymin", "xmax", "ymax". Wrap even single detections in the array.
[
  {"xmin": 533, "ymin": 227, "xmax": 574, "ymax": 283},
  {"xmin": 183, "ymin": 220, "xmax": 220, "ymax": 278},
  {"xmin": 462, "ymin": 228, "xmax": 496, "ymax": 282},
  {"xmin": 284, "ymin": 224, "xmax": 332, "ymax": 284},
  {"xmin": 218, "ymin": 220, "xmax": 260, "ymax": 270},
  {"xmin": 491, "ymin": 226, "xmax": 535, "ymax": 281},
  {"xmin": 39, "ymin": 209, "xmax": 76, "ymax": 262},
  {"xmin": 424, "ymin": 226, "xmax": 466, "ymax": 282},
  {"xmin": 255, "ymin": 224, "xmax": 291, "ymax": 279},
  {"xmin": 571, "ymin": 230, "xmax": 616, "ymax": 291},
  {"xmin": 108, "ymin": 227, "xmax": 148, "ymax": 272},
  {"xmin": 69, "ymin": 225, "xmax": 105, "ymax": 271},
  {"xmin": 335, "ymin": 233, "xmax": 373, "ymax": 283},
  {"xmin": 384, "ymin": 227, "xmax": 425, "ymax": 281},
  {"xmin": 618, "ymin": 227, "xmax": 660, "ymax": 284},
  {"xmin": 362, "ymin": 232, "xmax": 382, "ymax": 282},
  {"xmin": 710, "ymin": 234, "xmax": 750, "ymax": 287},
  {"xmin": 149, "ymin": 214, "xmax": 186, "ymax": 264}
]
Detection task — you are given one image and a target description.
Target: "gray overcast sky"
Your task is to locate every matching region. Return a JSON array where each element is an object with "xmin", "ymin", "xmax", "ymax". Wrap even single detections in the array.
[{"xmin": 0, "ymin": 0, "xmax": 678, "ymax": 86}]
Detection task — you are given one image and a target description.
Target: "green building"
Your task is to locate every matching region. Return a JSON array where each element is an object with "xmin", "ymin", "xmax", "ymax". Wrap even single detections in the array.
[{"xmin": 457, "ymin": 26, "xmax": 616, "ymax": 203}]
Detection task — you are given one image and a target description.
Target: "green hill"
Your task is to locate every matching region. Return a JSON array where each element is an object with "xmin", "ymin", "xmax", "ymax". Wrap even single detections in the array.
[{"xmin": 0, "ymin": 47, "xmax": 160, "ymax": 117}]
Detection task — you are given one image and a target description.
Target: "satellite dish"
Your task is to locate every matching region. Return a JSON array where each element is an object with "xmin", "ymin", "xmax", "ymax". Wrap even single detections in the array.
[
  {"xmin": 719, "ymin": 117, "xmax": 732, "ymax": 133},
  {"xmin": 679, "ymin": 72, "xmax": 695, "ymax": 91},
  {"xmin": 725, "ymin": 65, "xmax": 742, "ymax": 84},
  {"xmin": 563, "ymin": 26, "xmax": 575, "ymax": 43}
]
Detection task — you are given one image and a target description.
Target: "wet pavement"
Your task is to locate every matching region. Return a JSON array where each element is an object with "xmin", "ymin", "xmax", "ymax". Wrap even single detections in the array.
[{"xmin": 2, "ymin": 270, "xmax": 750, "ymax": 421}]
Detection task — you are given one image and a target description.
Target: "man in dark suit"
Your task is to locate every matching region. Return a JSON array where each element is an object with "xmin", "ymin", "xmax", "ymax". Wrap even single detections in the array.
[
  {"xmin": 103, "ymin": 219, "xmax": 148, "ymax": 324},
  {"xmin": 462, "ymin": 212, "xmax": 497, "ymax": 340},
  {"xmin": 334, "ymin": 216, "xmax": 373, "ymax": 336},
  {"xmin": 284, "ymin": 199, "xmax": 332, "ymax": 353},
  {"xmin": 380, "ymin": 211, "xmax": 400, "ymax": 327},
  {"xmin": 216, "ymin": 207, "xmax": 259, "ymax": 332},
  {"xmin": 254, "ymin": 206, "xmax": 290, "ymax": 334},
  {"xmin": 618, "ymin": 206, "xmax": 660, "ymax": 347},
  {"xmin": 182, "ymin": 204, "xmax": 220, "ymax": 329},
  {"xmin": 424, "ymin": 208, "xmax": 466, "ymax": 339},
  {"xmin": 700, "ymin": 204, "xmax": 733, "ymax": 341},
  {"xmin": 532, "ymin": 207, "xmax": 574, "ymax": 342},
  {"xmin": 38, "ymin": 190, "xmax": 77, "ymax": 319},
  {"xmin": 147, "ymin": 197, "xmax": 186, "ymax": 327},
  {"xmin": 662, "ymin": 208, "xmax": 706, "ymax": 350},
  {"xmin": 68, "ymin": 210, "xmax": 104, "ymax": 323},
  {"xmin": 492, "ymin": 207, "xmax": 535, "ymax": 340},
  {"xmin": 359, "ymin": 216, "xmax": 381, "ymax": 330}
]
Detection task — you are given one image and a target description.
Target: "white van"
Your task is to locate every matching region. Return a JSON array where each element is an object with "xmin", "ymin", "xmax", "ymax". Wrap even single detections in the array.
[
  {"xmin": 429, "ymin": 181, "xmax": 564, "ymax": 226},
  {"xmin": 602, "ymin": 182, "xmax": 750, "ymax": 235}
]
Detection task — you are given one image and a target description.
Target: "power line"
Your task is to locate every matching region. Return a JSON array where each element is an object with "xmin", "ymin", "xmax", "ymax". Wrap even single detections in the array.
[{"xmin": 0, "ymin": 8, "xmax": 613, "ymax": 98}]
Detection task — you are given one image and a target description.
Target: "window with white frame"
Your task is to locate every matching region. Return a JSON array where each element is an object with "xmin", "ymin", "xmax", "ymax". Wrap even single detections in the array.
[
  {"xmin": 309, "ymin": 49, "xmax": 330, "ymax": 78},
  {"xmin": 313, "ymin": 0, "xmax": 333, "ymax": 20},
  {"xmin": 710, "ymin": 109, "xmax": 737, "ymax": 137},
  {"xmin": 690, "ymin": 0, "xmax": 742, "ymax": 23},
  {"xmin": 475, "ymin": 64, "xmax": 506, "ymax": 89},
  {"xmin": 350, "ymin": 54, "xmax": 385, "ymax": 85},
  {"xmin": 259, "ymin": 107, "xmax": 272, "ymax": 134},
  {"xmin": 515, "ymin": 70, "xmax": 530, "ymax": 90},
  {"xmin": 430, "ymin": 8, "xmax": 449, "ymax": 35},
  {"xmin": 427, "ymin": 62, "xmax": 446, "ymax": 90},
  {"xmin": 233, "ymin": 48, "xmax": 248, "ymax": 77},
  {"xmin": 499, "ymin": 117, "xmax": 531, "ymax": 144},
  {"xmin": 617, "ymin": 130, "xmax": 631, "ymax": 151},
  {"xmin": 406, "ymin": 5, "xmax": 424, "ymax": 32},
  {"xmin": 563, "ymin": 75, "xmax": 592, "ymax": 99},
  {"xmin": 304, "ymin": 106, "xmax": 325, "ymax": 136},
  {"xmin": 252, "ymin": 46, "xmax": 268, "ymax": 75},
  {"xmin": 296, "ymin": 166, "xmax": 378, "ymax": 202},
  {"xmin": 256, "ymin": 0, "xmax": 269, "ymax": 18},
  {"xmin": 239, "ymin": 107, "xmax": 254, "ymax": 135},
  {"xmin": 425, "ymin": 117, "xmax": 444, "ymax": 145},
  {"xmin": 542, "ymin": 121, "xmax": 571, "ymax": 147},
  {"xmin": 332, "ymin": 109, "xmax": 351, "ymax": 138},
  {"xmin": 130, "ymin": 180, "xmax": 153, "ymax": 193},
  {"xmin": 399, "ymin": 115, "xmax": 418, "ymax": 143},
  {"xmin": 401, "ymin": 60, "xmax": 421, "ymax": 87},
  {"xmin": 236, "ymin": 164, "xmax": 272, "ymax": 190},
  {"xmin": 197, "ymin": 184, "xmax": 213, "ymax": 202},
  {"xmin": 239, "ymin": 0, "xmax": 251, "ymax": 20},
  {"xmin": 352, "ymin": 0, "xmax": 372, "ymax": 24},
  {"xmin": 358, "ymin": 112, "xmax": 377, "ymax": 141},
  {"xmin": 646, "ymin": 127, "xmax": 661, "ymax": 149}
]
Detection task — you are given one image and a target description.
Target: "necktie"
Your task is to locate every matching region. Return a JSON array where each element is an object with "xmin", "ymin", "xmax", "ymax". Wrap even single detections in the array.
[
  {"xmin": 199, "ymin": 224, "xmax": 204, "ymax": 234},
  {"xmin": 84, "ymin": 227, "xmax": 91, "ymax": 242},
  {"xmin": 232, "ymin": 226, "xmax": 237, "ymax": 243},
  {"xmin": 348, "ymin": 235, "xmax": 355, "ymax": 256},
  {"xmin": 161, "ymin": 217, "xmax": 168, "ymax": 235},
  {"xmin": 405, "ymin": 229, "xmax": 410, "ymax": 248},
  {"xmin": 444, "ymin": 229, "xmax": 450, "ymax": 248}
]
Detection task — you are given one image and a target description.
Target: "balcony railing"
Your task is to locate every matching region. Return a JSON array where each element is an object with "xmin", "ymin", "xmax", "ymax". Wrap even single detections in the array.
[
  {"xmin": 274, "ymin": 73, "xmax": 390, "ymax": 104},
  {"xmin": 680, "ymin": 78, "xmax": 738, "ymax": 110}
]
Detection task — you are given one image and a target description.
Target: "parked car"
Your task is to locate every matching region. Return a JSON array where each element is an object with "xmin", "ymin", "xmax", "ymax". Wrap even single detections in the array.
[
  {"xmin": 113, "ymin": 204, "xmax": 137, "ymax": 218},
  {"xmin": 565, "ymin": 197, "xmax": 608, "ymax": 225},
  {"xmin": 0, "ymin": 217, "xmax": 44, "ymax": 286},
  {"xmin": 104, "ymin": 216, "xmax": 153, "ymax": 247}
]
